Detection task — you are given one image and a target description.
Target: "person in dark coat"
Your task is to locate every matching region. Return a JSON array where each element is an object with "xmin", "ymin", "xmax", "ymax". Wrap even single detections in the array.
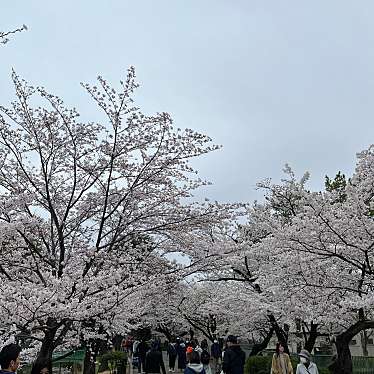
[
  {"xmin": 222, "ymin": 336, "xmax": 245, "ymax": 374},
  {"xmin": 200, "ymin": 339, "xmax": 208, "ymax": 351},
  {"xmin": 137, "ymin": 339, "xmax": 149, "ymax": 373},
  {"xmin": 167, "ymin": 341, "xmax": 177, "ymax": 372},
  {"xmin": 176, "ymin": 339, "xmax": 187, "ymax": 370},
  {"xmin": 211, "ymin": 340, "xmax": 222, "ymax": 374},
  {"xmin": 145, "ymin": 341, "xmax": 166, "ymax": 374}
]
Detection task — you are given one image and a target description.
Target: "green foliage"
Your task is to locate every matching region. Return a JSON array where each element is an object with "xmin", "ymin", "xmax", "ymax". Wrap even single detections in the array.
[
  {"xmin": 98, "ymin": 351, "xmax": 127, "ymax": 373},
  {"xmin": 319, "ymin": 369, "xmax": 330, "ymax": 374},
  {"xmin": 244, "ymin": 355, "xmax": 270, "ymax": 374},
  {"xmin": 325, "ymin": 171, "xmax": 347, "ymax": 202},
  {"xmin": 325, "ymin": 171, "xmax": 346, "ymax": 192},
  {"xmin": 17, "ymin": 365, "xmax": 32, "ymax": 374}
]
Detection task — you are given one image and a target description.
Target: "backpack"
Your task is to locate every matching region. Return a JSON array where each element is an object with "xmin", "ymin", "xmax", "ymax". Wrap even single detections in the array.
[
  {"xmin": 168, "ymin": 343, "xmax": 177, "ymax": 356},
  {"xmin": 201, "ymin": 350, "xmax": 210, "ymax": 365}
]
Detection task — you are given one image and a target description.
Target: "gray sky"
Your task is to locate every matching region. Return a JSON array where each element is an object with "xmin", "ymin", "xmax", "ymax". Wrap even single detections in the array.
[{"xmin": 2, "ymin": 1, "xmax": 374, "ymax": 203}]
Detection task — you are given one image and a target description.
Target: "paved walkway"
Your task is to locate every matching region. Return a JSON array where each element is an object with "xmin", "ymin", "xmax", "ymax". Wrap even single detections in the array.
[
  {"xmin": 127, "ymin": 352, "xmax": 218, "ymax": 374},
  {"xmin": 127, "ymin": 352, "xmax": 189, "ymax": 374}
]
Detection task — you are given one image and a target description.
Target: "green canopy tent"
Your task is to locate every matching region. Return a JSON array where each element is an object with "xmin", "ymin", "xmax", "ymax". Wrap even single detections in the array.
[{"xmin": 52, "ymin": 350, "xmax": 86, "ymax": 374}]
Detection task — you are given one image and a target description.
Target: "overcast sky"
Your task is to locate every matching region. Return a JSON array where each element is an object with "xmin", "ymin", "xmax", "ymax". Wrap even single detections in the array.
[{"xmin": 2, "ymin": 1, "xmax": 374, "ymax": 203}]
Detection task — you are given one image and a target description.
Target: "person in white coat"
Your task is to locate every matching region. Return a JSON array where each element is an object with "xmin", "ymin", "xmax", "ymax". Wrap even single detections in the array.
[{"xmin": 295, "ymin": 350, "xmax": 319, "ymax": 374}]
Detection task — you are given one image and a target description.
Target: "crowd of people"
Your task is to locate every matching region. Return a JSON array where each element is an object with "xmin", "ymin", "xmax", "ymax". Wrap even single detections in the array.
[
  {"xmin": 126, "ymin": 335, "xmax": 246, "ymax": 374},
  {"xmin": 126, "ymin": 337, "xmax": 320, "ymax": 374},
  {"xmin": 0, "ymin": 339, "xmax": 319, "ymax": 374}
]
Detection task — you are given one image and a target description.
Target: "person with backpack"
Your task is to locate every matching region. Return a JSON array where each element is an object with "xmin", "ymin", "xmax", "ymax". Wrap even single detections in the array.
[
  {"xmin": 221, "ymin": 336, "xmax": 245, "ymax": 374},
  {"xmin": 186, "ymin": 346, "xmax": 194, "ymax": 365},
  {"xmin": 200, "ymin": 339, "xmax": 208, "ymax": 351},
  {"xmin": 167, "ymin": 341, "xmax": 177, "ymax": 372},
  {"xmin": 145, "ymin": 341, "xmax": 166, "ymax": 374},
  {"xmin": 184, "ymin": 351, "xmax": 205, "ymax": 374},
  {"xmin": 200, "ymin": 349, "xmax": 211, "ymax": 374}
]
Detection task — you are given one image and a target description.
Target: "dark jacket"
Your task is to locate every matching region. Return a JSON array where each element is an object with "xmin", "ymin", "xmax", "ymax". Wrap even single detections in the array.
[
  {"xmin": 211, "ymin": 342, "xmax": 222, "ymax": 359},
  {"xmin": 145, "ymin": 349, "xmax": 166, "ymax": 374},
  {"xmin": 137, "ymin": 341, "xmax": 149, "ymax": 359},
  {"xmin": 176, "ymin": 343, "xmax": 187, "ymax": 369},
  {"xmin": 167, "ymin": 343, "xmax": 177, "ymax": 357},
  {"xmin": 222, "ymin": 346, "xmax": 246, "ymax": 374}
]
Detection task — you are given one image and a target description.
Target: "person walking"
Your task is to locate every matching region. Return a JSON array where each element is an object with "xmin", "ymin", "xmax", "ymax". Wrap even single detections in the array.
[
  {"xmin": 200, "ymin": 339, "xmax": 208, "ymax": 352},
  {"xmin": 221, "ymin": 336, "xmax": 245, "ymax": 374},
  {"xmin": 210, "ymin": 340, "xmax": 221, "ymax": 374},
  {"xmin": 176, "ymin": 340, "xmax": 187, "ymax": 371},
  {"xmin": 167, "ymin": 341, "xmax": 177, "ymax": 372},
  {"xmin": 145, "ymin": 341, "xmax": 166, "ymax": 374},
  {"xmin": 0, "ymin": 344, "xmax": 22, "ymax": 374},
  {"xmin": 296, "ymin": 350, "xmax": 319, "ymax": 374},
  {"xmin": 137, "ymin": 339, "xmax": 149, "ymax": 373},
  {"xmin": 200, "ymin": 348, "xmax": 211, "ymax": 374},
  {"xmin": 271, "ymin": 343, "xmax": 293, "ymax": 374},
  {"xmin": 186, "ymin": 346, "xmax": 194, "ymax": 364},
  {"xmin": 184, "ymin": 351, "xmax": 205, "ymax": 374}
]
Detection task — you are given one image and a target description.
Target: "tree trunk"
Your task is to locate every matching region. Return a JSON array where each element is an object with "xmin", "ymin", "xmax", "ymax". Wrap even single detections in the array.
[
  {"xmin": 83, "ymin": 349, "xmax": 96, "ymax": 374},
  {"xmin": 35, "ymin": 323, "xmax": 58, "ymax": 374},
  {"xmin": 268, "ymin": 314, "xmax": 290, "ymax": 354},
  {"xmin": 249, "ymin": 328, "xmax": 274, "ymax": 356},
  {"xmin": 189, "ymin": 328, "xmax": 194, "ymax": 341},
  {"xmin": 304, "ymin": 323, "xmax": 319, "ymax": 353},
  {"xmin": 82, "ymin": 335, "xmax": 109, "ymax": 374},
  {"xmin": 329, "ymin": 317, "xmax": 374, "ymax": 374},
  {"xmin": 329, "ymin": 334, "xmax": 352, "ymax": 374},
  {"xmin": 360, "ymin": 330, "xmax": 369, "ymax": 357}
]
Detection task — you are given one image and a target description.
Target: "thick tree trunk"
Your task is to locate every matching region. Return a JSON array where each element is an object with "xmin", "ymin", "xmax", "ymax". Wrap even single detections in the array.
[
  {"xmin": 329, "ymin": 334, "xmax": 352, "ymax": 374},
  {"xmin": 249, "ymin": 328, "xmax": 274, "ymax": 356},
  {"xmin": 268, "ymin": 314, "xmax": 290, "ymax": 354},
  {"xmin": 304, "ymin": 323, "xmax": 319, "ymax": 353},
  {"xmin": 329, "ymin": 317, "xmax": 374, "ymax": 374},
  {"xmin": 82, "ymin": 334, "xmax": 109, "ymax": 374},
  {"xmin": 35, "ymin": 322, "xmax": 58, "ymax": 374}
]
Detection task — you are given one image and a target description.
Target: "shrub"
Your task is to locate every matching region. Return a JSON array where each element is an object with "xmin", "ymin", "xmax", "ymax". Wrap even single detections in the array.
[
  {"xmin": 98, "ymin": 351, "xmax": 127, "ymax": 372},
  {"xmin": 244, "ymin": 355, "xmax": 270, "ymax": 374}
]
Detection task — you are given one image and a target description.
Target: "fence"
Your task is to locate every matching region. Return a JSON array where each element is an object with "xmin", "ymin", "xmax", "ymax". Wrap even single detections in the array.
[{"xmin": 312, "ymin": 355, "xmax": 374, "ymax": 374}]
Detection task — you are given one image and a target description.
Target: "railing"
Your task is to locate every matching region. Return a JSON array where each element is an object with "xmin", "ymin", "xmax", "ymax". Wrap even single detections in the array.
[
  {"xmin": 292, "ymin": 354, "xmax": 374, "ymax": 373},
  {"xmin": 352, "ymin": 356, "xmax": 374, "ymax": 374}
]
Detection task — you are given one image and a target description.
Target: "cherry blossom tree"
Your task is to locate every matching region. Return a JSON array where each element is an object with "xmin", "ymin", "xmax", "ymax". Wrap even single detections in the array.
[
  {"xmin": 249, "ymin": 156, "xmax": 374, "ymax": 374},
  {"xmin": 137, "ymin": 279, "xmax": 190, "ymax": 341},
  {"xmin": 0, "ymin": 67, "xmax": 231, "ymax": 369}
]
